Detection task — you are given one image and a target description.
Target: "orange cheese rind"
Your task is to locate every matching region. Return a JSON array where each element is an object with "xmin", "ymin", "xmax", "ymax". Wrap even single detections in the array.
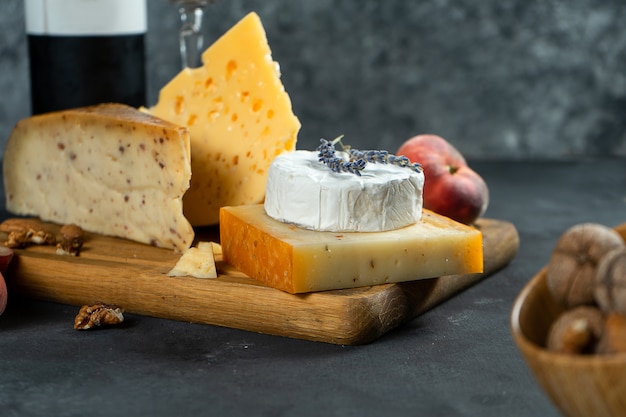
[{"xmin": 220, "ymin": 205, "xmax": 483, "ymax": 294}]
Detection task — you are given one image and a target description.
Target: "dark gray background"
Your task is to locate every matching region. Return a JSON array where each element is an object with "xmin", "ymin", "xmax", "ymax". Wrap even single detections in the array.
[{"xmin": 1, "ymin": 0, "xmax": 625, "ymax": 159}]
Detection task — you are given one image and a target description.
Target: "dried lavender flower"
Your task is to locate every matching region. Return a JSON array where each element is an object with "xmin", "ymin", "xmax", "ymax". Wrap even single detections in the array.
[
  {"xmin": 318, "ymin": 138, "xmax": 366, "ymax": 176},
  {"xmin": 349, "ymin": 149, "xmax": 422, "ymax": 173},
  {"xmin": 317, "ymin": 137, "xmax": 423, "ymax": 176}
]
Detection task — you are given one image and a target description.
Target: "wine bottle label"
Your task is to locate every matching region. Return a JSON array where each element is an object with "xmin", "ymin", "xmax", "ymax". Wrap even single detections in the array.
[{"xmin": 25, "ymin": 0, "xmax": 147, "ymax": 35}]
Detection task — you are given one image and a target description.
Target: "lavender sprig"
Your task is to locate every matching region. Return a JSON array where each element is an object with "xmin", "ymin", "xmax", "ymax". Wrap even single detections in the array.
[
  {"xmin": 317, "ymin": 137, "xmax": 423, "ymax": 176},
  {"xmin": 349, "ymin": 149, "xmax": 423, "ymax": 173},
  {"xmin": 318, "ymin": 138, "xmax": 366, "ymax": 176}
]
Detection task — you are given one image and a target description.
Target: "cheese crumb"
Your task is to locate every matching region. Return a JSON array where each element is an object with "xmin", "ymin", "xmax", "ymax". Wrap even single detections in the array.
[{"xmin": 168, "ymin": 242, "xmax": 218, "ymax": 279}]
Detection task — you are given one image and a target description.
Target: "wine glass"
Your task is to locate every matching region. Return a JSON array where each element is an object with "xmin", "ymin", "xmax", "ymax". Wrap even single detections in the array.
[{"xmin": 171, "ymin": 0, "xmax": 216, "ymax": 68}]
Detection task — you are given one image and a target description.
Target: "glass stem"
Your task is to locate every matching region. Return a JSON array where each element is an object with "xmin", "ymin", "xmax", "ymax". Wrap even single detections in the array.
[{"xmin": 178, "ymin": 3, "xmax": 206, "ymax": 68}]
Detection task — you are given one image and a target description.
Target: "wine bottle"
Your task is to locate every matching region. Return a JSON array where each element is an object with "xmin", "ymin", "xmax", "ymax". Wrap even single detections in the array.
[{"xmin": 25, "ymin": 0, "xmax": 147, "ymax": 115}]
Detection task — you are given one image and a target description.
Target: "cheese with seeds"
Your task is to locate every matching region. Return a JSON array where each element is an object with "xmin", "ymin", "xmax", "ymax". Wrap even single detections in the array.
[
  {"xmin": 220, "ymin": 205, "xmax": 483, "ymax": 294},
  {"xmin": 145, "ymin": 12, "xmax": 300, "ymax": 226},
  {"xmin": 3, "ymin": 103, "xmax": 194, "ymax": 251}
]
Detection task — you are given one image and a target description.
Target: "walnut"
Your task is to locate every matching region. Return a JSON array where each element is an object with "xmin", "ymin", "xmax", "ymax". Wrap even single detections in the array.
[
  {"xmin": 596, "ymin": 312, "xmax": 626, "ymax": 354},
  {"xmin": 547, "ymin": 223, "xmax": 625, "ymax": 308},
  {"xmin": 594, "ymin": 247, "xmax": 626, "ymax": 315},
  {"xmin": 546, "ymin": 306, "xmax": 605, "ymax": 354},
  {"xmin": 56, "ymin": 224, "xmax": 85, "ymax": 256},
  {"xmin": 74, "ymin": 302, "xmax": 124, "ymax": 330},
  {"xmin": 0, "ymin": 218, "xmax": 56, "ymax": 248}
]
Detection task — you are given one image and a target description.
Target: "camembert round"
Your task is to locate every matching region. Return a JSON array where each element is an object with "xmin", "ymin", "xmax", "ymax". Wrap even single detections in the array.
[{"xmin": 264, "ymin": 150, "xmax": 425, "ymax": 232}]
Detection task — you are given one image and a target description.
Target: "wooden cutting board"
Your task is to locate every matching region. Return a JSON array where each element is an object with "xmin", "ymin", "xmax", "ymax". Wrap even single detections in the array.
[{"xmin": 5, "ymin": 218, "xmax": 518, "ymax": 345}]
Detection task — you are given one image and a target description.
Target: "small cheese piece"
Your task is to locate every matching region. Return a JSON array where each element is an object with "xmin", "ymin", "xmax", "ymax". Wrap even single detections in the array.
[
  {"xmin": 264, "ymin": 150, "xmax": 425, "ymax": 232},
  {"xmin": 145, "ymin": 12, "xmax": 300, "ymax": 226},
  {"xmin": 3, "ymin": 104, "xmax": 194, "ymax": 251},
  {"xmin": 220, "ymin": 205, "xmax": 483, "ymax": 294},
  {"xmin": 168, "ymin": 241, "xmax": 218, "ymax": 279},
  {"xmin": 206, "ymin": 241, "xmax": 222, "ymax": 257}
]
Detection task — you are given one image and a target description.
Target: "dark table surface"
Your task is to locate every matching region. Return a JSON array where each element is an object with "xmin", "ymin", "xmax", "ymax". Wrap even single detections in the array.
[{"xmin": 1, "ymin": 158, "xmax": 625, "ymax": 417}]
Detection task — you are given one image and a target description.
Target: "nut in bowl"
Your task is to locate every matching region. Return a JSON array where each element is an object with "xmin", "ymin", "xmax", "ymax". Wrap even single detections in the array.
[{"xmin": 511, "ymin": 223, "xmax": 626, "ymax": 417}]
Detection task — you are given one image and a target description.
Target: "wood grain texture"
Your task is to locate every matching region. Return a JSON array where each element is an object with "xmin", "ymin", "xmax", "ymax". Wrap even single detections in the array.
[{"xmin": 6, "ymin": 218, "xmax": 518, "ymax": 344}]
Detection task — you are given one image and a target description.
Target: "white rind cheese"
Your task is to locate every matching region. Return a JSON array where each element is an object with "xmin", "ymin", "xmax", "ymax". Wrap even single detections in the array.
[
  {"xmin": 264, "ymin": 150, "xmax": 425, "ymax": 232},
  {"xmin": 3, "ymin": 103, "xmax": 194, "ymax": 252}
]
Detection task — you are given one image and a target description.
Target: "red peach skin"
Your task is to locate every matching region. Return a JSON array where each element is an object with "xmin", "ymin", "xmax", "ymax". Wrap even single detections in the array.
[
  {"xmin": 397, "ymin": 134, "xmax": 489, "ymax": 225},
  {"xmin": 0, "ymin": 246, "xmax": 14, "ymax": 315}
]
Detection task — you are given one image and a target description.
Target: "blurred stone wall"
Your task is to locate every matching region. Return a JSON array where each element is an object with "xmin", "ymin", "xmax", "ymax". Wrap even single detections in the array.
[{"xmin": 1, "ymin": 0, "xmax": 625, "ymax": 160}]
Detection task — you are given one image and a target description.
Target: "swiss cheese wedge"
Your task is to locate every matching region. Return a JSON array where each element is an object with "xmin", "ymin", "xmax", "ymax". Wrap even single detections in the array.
[
  {"xmin": 220, "ymin": 205, "xmax": 484, "ymax": 294},
  {"xmin": 3, "ymin": 104, "xmax": 194, "ymax": 252},
  {"xmin": 145, "ymin": 12, "xmax": 300, "ymax": 226}
]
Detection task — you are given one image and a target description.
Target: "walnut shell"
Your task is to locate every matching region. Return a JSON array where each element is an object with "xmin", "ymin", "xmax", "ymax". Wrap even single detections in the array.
[
  {"xmin": 596, "ymin": 312, "xmax": 626, "ymax": 354},
  {"xmin": 595, "ymin": 247, "xmax": 626, "ymax": 315},
  {"xmin": 546, "ymin": 306, "xmax": 605, "ymax": 354},
  {"xmin": 547, "ymin": 223, "xmax": 625, "ymax": 308}
]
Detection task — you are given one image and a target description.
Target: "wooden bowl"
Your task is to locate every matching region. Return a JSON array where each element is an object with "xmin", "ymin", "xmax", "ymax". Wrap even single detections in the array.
[{"xmin": 510, "ymin": 223, "xmax": 626, "ymax": 417}]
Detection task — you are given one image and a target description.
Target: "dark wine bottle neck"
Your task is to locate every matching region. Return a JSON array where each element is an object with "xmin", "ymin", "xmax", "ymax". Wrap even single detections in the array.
[{"xmin": 28, "ymin": 34, "xmax": 146, "ymax": 115}]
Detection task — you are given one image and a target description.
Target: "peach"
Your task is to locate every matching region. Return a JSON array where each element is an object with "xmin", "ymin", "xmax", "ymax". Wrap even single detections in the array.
[
  {"xmin": 397, "ymin": 134, "xmax": 489, "ymax": 225},
  {"xmin": 0, "ymin": 273, "xmax": 6, "ymax": 315},
  {"xmin": 0, "ymin": 246, "xmax": 14, "ymax": 315}
]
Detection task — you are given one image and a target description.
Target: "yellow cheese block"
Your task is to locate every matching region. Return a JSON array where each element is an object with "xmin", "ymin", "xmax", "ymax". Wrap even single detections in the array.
[
  {"xmin": 145, "ymin": 12, "xmax": 300, "ymax": 226},
  {"xmin": 3, "ymin": 104, "xmax": 194, "ymax": 252},
  {"xmin": 167, "ymin": 241, "xmax": 218, "ymax": 279},
  {"xmin": 220, "ymin": 205, "xmax": 484, "ymax": 294}
]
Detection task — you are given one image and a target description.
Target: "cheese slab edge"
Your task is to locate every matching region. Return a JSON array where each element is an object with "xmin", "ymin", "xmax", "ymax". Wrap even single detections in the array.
[
  {"xmin": 145, "ymin": 12, "xmax": 300, "ymax": 226},
  {"xmin": 3, "ymin": 103, "xmax": 194, "ymax": 252},
  {"xmin": 264, "ymin": 150, "xmax": 425, "ymax": 232},
  {"xmin": 220, "ymin": 205, "xmax": 483, "ymax": 293}
]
